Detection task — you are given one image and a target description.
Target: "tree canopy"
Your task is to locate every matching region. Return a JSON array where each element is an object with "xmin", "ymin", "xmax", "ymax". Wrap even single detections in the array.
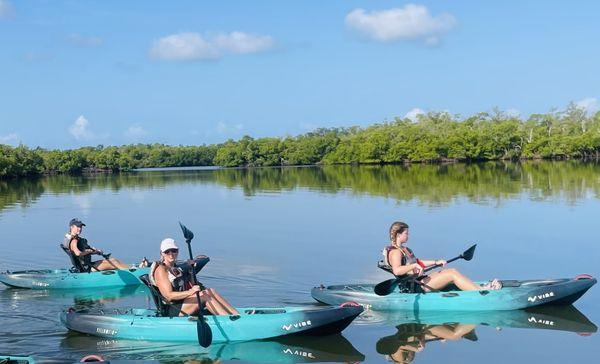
[{"xmin": 2, "ymin": 107, "xmax": 600, "ymax": 179}]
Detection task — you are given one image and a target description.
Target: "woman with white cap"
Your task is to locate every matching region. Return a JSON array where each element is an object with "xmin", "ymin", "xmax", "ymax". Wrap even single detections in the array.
[{"xmin": 150, "ymin": 238, "xmax": 239, "ymax": 316}]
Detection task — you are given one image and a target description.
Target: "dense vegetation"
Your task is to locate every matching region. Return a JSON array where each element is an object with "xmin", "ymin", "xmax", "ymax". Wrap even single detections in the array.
[{"xmin": 2, "ymin": 106, "xmax": 600, "ymax": 178}]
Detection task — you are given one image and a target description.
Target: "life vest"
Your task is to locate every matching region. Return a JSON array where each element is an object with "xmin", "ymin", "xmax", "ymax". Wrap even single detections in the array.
[
  {"xmin": 382, "ymin": 245, "xmax": 417, "ymax": 267},
  {"xmin": 64, "ymin": 233, "xmax": 92, "ymax": 272},
  {"xmin": 381, "ymin": 245, "xmax": 421, "ymax": 293},
  {"xmin": 149, "ymin": 261, "xmax": 190, "ymax": 295}
]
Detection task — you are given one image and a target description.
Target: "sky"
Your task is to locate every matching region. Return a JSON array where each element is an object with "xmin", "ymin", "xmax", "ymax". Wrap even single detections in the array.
[{"xmin": 0, "ymin": 0, "xmax": 599, "ymax": 149}]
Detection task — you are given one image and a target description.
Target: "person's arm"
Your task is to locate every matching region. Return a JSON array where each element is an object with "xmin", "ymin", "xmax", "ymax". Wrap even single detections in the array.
[
  {"xmin": 419, "ymin": 259, "xmax": 446, "ymax": 267},
  {"xmin": 69, "ymin": 239, "xmax": 95, "ymax": 257},
  {"xmin": 389, "ymin": 250, "xmax": 423, "ymax": 276},
  {"xmin": 155, "ymin": 265, "xmax": 200, "ymax": 302}
]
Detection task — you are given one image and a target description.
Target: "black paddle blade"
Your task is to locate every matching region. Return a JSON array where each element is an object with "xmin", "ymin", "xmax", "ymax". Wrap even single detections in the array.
[
  {"xmin": 374, "ymin": 277, "xmax": 400, "ymax": 296},
  {"xmin": 197, "ymin": 315, "xmax": 212, "ymax": 347},
  {"xmin": 179, "ymin": 222, "xmax": 194, "ymax": 241},
  {"xmin": 462, "ymin": 244, "xmax": 477, "ymax": 261}
]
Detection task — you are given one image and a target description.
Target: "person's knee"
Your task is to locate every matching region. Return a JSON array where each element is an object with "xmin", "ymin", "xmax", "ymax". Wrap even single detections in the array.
[{"xmin": 445, "ymin": 268, "xmax": 459, "ymax": 276}]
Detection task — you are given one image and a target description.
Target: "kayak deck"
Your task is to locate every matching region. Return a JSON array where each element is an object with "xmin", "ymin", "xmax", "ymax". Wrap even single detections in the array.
[
  {"xmin": 0, "ymin": 267, "xmax": 150, "ymax": 289},
  {"xmin": 312, "ymin": 276, "xmax": 596, "ymax": 311},
  {"xmin": 61, "ymin": 305, "xmax": 364, "ymax": 343}
]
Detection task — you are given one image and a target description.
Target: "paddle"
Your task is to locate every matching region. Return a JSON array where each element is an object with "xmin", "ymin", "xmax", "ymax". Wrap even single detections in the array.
[
  {"xmin": 374, "ymin": 244, "xmax": 477, "ymax": 296},
  {"xmin": 179, "ymin": 222, "xmax": 213, "ymax": 348}
]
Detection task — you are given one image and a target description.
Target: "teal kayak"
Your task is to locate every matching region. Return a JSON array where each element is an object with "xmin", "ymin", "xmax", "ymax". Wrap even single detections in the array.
[
  {"xmin": 61, "ymin": 305, "xmax": 363, "ymax": 343},
  {"xmin": 0, "ymin": 267, "xmax": 149, "ymax": 289},
  {"xmin": 60, "ymin": 333, "xmax": 365, "ymax": 363},
  {"xmin": 312, "ymin": 275, "xmax": 596, "ymax": 311}
]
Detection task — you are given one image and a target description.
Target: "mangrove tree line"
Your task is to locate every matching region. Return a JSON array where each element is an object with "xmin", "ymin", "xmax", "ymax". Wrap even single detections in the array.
[{"xmin": 2, "ymin": 106, "xmax": 600, "ymax": 179}]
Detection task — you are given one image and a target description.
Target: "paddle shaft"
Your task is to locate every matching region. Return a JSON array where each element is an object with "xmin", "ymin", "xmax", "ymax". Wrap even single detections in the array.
[
  {"xmin": 185, "ymin": 240, "xmax": 204, "ymax": 309},
  {"xmin": 421, "ymin": 254, "xmax": 463, "ymax": 274}
]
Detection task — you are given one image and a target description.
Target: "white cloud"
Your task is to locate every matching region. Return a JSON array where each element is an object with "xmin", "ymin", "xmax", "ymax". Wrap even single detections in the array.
[
  {"xmin": 404, "ymin": 108, "xmax": 425, "ymax": 122},
  {"xmin": 216, "ymin": 121, "xmax": 243, "ymax": 135},
  {"xmin": 575, "ymin": 97, "xmax": 599, "ymax": 114},
  {"xmin": 0, "ymin": 132, "xmax": 19, "ymax": 145},
  {"xmin": 213, "ymin": 31, "xmax": 275, "ymax": 55},
  {"xmin": 505, "ymin": 108, "xmax": 521, "ymax": 118},
  {"xmin": 69, "ymin": 115, "xmax": 94, "ymax": 140},
  {"xmin": 67, "ymin": 33, "xmax": 104, "ymax": 47},
  {"xmin": 0, "ymin": 0, "xmax": 14, "ymax": 19},
  {"xmin": 150, "ymin": 32, "xmax": 219, "ymax": 61},
  {"xmin": 345, "ymin": 4, "xmax": 457, "ymax": 45},
  {"xmin": 150, "ymin": 31, "xmax": 275, "ymax": 61},
  {"xmin": 124, "ymin": 124, "xmax": 148, "ymax": 139}
]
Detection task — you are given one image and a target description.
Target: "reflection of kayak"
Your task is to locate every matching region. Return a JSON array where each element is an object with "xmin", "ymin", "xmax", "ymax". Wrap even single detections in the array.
[
  {"xmin": 60, "ymin": 333, "xmax": 365, "ymax": 363},
  {"xmin": 370, "ymin": 304, "xmax": 597, "ymax": 335},
  {"xmin": 374, "ymin": 305, "xmax": 596, "ymax": 362},
  {"xmin": 61, "ymin": 305, "xmax": 363, "ymax": 343},
  {"xmin": 0, "ymin": 284, "xmax": 147, "ymax": 302},
  {"xmin": 0, "ymin": 268, "xmax": 150, "ymax": 289},
  {"xmin": 0, "ymin": 354, "xmax": 153, "ymax": 363},
  {"xmin": 312, "ymin": 276, "xmax": 596, "ymax": 311}
]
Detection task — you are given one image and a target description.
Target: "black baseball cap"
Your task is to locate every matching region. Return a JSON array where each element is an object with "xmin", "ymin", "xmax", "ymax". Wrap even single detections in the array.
[{"xmin": 69, "ymin": 218, "xmax": 86, "ymax": 227}]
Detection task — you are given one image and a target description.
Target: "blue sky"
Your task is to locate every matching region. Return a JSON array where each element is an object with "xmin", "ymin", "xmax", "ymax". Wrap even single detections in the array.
[{"xmin": 1, "ymin": 1, "xmax": 599, "ymax": 149}]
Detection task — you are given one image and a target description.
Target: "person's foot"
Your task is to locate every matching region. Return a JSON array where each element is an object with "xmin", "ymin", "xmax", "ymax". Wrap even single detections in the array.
[
  {"xmin": 138, "ymin": 257, "xmax": 149, "ymax": 268},
  {"xmin": 480, "ymin": 279, "xmax": 502, "ymax": 290}
]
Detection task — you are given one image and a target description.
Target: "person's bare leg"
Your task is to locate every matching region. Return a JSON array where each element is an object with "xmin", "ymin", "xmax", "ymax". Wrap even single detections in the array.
[
  {"xmin": 422, "ymin": 269, "xmax": 480, "ymax": 291},
  {"xmin": 428, "ymin": 324, "xmax": 477, "ymax": 340},
  {"xmin": 94, "ymin": 258, "xmax": 129, "ymax": 271},
  {"xmin": 180, "ymin": 292, "xmax": 223, "ymax": 316},
  {"xmin": 207, "ymin": 288, "xmax": 239, "ymax": 315},
  {"xmin": 201, "ymin": 293, "xmax": 231, "ymax": 315},
  {"xmin": 180, "ymin": 299, "xmax": 200, "ymax": 316}
]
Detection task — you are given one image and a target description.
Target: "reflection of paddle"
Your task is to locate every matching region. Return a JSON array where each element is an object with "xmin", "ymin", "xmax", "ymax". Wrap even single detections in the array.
[
  {"xmin": 179, "ymin": 222, "xmax": 212, "ymax": 348},
  {"xmin": 374, "ymin": 244, "xmax": 477, "ymax": 296}
]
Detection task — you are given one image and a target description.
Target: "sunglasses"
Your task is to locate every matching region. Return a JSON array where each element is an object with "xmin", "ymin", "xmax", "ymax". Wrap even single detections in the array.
[{"xmin": 163, "ymin": 248, "xmax": 179, "ymax": 254}]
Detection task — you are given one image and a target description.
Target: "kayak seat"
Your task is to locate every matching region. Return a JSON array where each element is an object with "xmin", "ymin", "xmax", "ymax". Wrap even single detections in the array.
[
  {"xmin": 139, "ymin": 274, "xmax": 171, "ymax": 317},
  {"xmin": 378, "ymin": 260, "xmax": 394, "ymax": 275},
  {"xmin": 59, "ymin": 244, "xmax": 89, "ymax": 273},
  {"xmin": 138, "ymin": 274, "xmax": 210, "ymax": 318}
]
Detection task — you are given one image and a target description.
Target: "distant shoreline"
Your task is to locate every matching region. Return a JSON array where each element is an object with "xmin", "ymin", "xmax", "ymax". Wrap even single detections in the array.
[{"xmin": 2, "ymin": 107, "xmax": 599, "ymax": 179}]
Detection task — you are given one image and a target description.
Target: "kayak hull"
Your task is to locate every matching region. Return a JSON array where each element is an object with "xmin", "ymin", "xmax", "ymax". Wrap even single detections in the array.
[
  {"xmin": 0, "ymin": 267, "xmax": 149, "ymax": 289},
  {"xmin": 60, "ymin": 305, "xmax": 363, "ymax": 343},
  {"xmin": 311, "ymin": 276, "xmax": 596, "ymax": 311}
]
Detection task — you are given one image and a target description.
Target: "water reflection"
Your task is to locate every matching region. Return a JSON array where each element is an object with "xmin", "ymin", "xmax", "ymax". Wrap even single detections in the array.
[
  {"xmin": 0, "ymin": 285, "xmax": 148, "ymax": 309},
  {"xmin": 374, "ymin": 305, "xmax": 596, "ymax": 363},
  {"xmin": 2, "ymin": 161, "xmax": 600, "ymax": 214},
  {"xmin": 59, "ymin": 334, "xmax": 365, "ymax": 363}
]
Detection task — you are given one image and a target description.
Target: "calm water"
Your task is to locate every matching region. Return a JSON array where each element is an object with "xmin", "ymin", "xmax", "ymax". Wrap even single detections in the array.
[{"xmin": 0, "ymin": 162, "xmax": 599, "ymax": 363}]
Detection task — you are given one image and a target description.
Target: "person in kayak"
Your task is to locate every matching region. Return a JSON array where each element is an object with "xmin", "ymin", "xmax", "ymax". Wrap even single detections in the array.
[
  {"xmin": 64, "ymin": 218, "xmax": 129, "ymax": 271},
  {"xmin": 149, "ymin": 238, "xmax": 239, "ymax": 316},
  {"xmin": 384, "ymin": 221, "xmax": 501, "ymax": 292}
]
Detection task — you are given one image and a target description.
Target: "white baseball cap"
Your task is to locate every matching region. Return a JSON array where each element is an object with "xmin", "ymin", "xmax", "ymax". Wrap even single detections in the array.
[{"xmin": 160, "ymin": 238, "xmax": 179, "ymax": 253}]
